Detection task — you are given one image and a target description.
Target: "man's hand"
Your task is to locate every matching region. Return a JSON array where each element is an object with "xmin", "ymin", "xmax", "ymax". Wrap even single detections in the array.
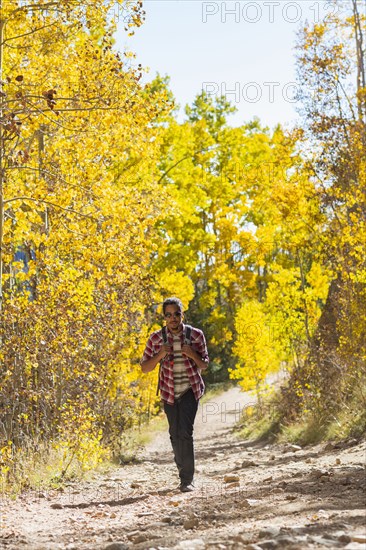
[
  {"xmin": 141, "ymin": 345, "xmax": 171, "ymax": 373},
  {"xmin": 181, "ymin": 344, "xmax": 197, "ymax": 359},
  {"xmin": 160, "ymin": 344, "xmax": 172, "ymax": 358}
]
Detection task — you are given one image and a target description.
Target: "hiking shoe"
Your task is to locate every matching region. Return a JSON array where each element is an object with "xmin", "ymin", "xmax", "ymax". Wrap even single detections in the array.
[{"xmin": 180, "ymin": 483, "xmax": 194, "ymax": 493}]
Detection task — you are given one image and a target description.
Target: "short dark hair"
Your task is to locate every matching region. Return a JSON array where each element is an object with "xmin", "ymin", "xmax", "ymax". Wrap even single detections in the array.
[{"xmin": 162, "ymin": 297, "xmax": 183, "ymax": 314}]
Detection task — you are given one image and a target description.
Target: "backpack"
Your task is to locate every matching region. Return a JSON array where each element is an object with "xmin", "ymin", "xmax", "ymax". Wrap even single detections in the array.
[{"xmin": 156, "ymin": 325, "xmax": 193, "ymax": 396}]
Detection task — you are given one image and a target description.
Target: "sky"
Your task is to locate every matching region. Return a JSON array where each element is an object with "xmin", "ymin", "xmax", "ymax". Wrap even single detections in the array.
[{"xmin": 115, "ymin": 1, "xmax": 343, "ymax": 130}]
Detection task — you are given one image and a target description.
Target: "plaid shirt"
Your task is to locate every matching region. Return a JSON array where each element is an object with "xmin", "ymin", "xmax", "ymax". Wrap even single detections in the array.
[{"xmin": 141, "ymin": 324, "xmax": 209, "ymax": 404}]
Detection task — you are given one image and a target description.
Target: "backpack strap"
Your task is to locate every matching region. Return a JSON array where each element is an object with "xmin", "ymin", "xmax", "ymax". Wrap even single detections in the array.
[
  {"xmin": 184, "ymin": 324, "xmax": 192, "ymax": 345},
  {"xmin": 157, "ymin": 326, "xmax": 168, "ymax": 396},
  {"xmin": 162, "ymin": 325, "xmax": 168, "ymax": 344}
]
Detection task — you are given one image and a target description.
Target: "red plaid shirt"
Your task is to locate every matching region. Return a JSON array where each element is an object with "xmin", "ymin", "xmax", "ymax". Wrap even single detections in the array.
[{"xmin": 141, "ymin": 324, "xmax": 209, "ymax": 404}]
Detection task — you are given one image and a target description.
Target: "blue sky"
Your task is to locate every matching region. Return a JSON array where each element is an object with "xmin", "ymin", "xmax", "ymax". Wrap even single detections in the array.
[{"xmin": 115, "ymin": 1, "xmax": 341, "ymax": 130}]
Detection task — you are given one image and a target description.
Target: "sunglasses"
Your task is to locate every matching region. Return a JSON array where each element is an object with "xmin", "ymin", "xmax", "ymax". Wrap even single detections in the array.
[{"xmin": 164, "ymin": 312, "xmax": 182, "ymax": 319}]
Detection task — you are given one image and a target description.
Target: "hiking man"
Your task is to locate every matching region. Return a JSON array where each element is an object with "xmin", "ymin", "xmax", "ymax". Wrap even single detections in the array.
[{"xmin": 140, "ymin": 297, "xmax": 209, "ymax": 492}]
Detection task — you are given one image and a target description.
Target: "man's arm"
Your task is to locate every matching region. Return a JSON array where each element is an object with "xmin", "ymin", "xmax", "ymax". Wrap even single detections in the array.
[
  {"xmin": 140, "ymin": 344, "xmax": 171, "ymax": 373},
  {"xmin": 182, "ymin": 329, "xmax": 209, "ymax": 371}
]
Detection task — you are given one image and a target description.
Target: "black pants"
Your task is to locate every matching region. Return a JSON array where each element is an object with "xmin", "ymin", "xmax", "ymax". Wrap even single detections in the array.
[{"xmin": 164, "ymin": 388, "xmax": 198, "ymax": 485}]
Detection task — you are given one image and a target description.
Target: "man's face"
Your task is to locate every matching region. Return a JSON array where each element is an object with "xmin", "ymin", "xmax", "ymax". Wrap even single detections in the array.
[{"xmin": 164, "ymin": 304, "xmax": 183, "ymax": 332}]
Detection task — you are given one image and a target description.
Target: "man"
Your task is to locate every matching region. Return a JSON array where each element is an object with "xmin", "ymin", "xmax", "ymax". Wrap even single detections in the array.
[{"xmin": 141, "ymin": 297, "xmax": 209, "ymax": 492}]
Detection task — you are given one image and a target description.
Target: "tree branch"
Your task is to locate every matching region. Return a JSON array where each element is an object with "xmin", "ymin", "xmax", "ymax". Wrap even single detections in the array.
[
  {"xmin": 4, "ymin": 165, "xmax": 98, "ymax": 198},
  {"xmin": 3, "ymin": 196, "xmax": 99, "ymax": 221},
  {"xmin": 2, "ymin": 22, "xmax": 57, "ymax": 44},
  {"xmin": 157, "ymin": 146, "xmax": 218, "ymax": 185}
]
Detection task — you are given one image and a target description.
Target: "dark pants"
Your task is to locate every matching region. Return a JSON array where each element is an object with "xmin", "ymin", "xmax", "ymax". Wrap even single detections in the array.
[{"xmin": 164, "ymin": 388, "xmax": 198, "ymax": 485}]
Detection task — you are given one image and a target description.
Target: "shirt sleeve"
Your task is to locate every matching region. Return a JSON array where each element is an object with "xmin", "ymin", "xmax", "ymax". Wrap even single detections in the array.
[
  {"xmin": 141, "ymin": 335, "xmax": 155, "ymax": 363},
  {"xmin": 196, "ymin": 330, "xmax": 209, "ymax": 363}
]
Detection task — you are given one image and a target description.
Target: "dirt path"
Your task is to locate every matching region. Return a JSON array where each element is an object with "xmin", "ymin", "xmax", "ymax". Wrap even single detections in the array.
[{"xmin": 1, "ymin": 386, "xmax": 366, "ymax": 550}]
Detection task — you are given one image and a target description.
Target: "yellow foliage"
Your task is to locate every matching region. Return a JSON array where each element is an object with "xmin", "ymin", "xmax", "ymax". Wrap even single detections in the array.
[
  {"xmin": 230, "ymin": 301, "xmax": 281, "ymax": 392},
  {"xmin": 155, "ymin": 270, "xmax": 194, "ymax": 310},
  {"xmin": 0, "ymin": 0, "xmax": 172, "ymax": 477}
]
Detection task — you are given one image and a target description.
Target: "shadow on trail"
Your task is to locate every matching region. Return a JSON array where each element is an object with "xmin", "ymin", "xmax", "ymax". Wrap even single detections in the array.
[
  {"xmin": 61, "ymin": 486, "xmax": 176, "ymax": 510},
  {"xmin": 62, "ymin": 495, "xmax": 150, "ymax": 509},
  {"xmin": 195, "ymin": 440, "xmax": 262, "ymax": 458},
  {"xmin": 276, "ymin": 467, "xmax": 366, "ymax": 507}
]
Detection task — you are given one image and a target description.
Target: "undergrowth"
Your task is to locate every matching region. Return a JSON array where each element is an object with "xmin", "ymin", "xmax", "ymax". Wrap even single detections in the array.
[{"xmin": 236, "ymin": 380, "xmax": 366, "ymax": 446}]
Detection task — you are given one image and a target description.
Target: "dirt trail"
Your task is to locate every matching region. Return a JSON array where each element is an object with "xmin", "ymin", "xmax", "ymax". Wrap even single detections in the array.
[{"xmin": 1, "ymin": 386, "xmax": 365, "ymax": 550}]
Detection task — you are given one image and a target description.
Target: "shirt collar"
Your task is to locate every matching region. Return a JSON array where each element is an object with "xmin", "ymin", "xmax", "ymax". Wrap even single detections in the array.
[{"xmin": 167, "ymin": 324, "xmax": 184, "ymax": 336}]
